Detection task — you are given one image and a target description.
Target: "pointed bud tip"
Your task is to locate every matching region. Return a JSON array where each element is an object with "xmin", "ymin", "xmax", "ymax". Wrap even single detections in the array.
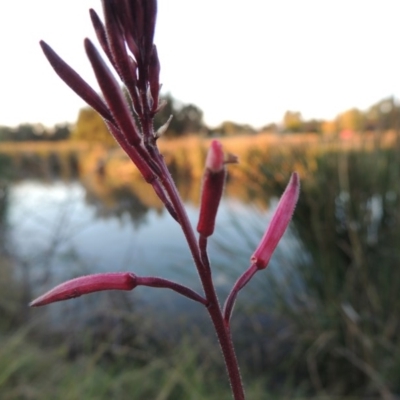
[
  {"xmin": 39, "ymin": 40, "xmax": 51, "ymax": 53},
  {"xmin": 251, "ymin": 172, "xmax": 300, "ymax": 269},
  {"xmin": 291, "ymin": 171, "xmax": 300, "ymax": 186},
  {"xmin": 288, "ymin": 172, "xmax": 300, "ymax": 203},
  {"xmin": 84, "ymin": 37, "xmax": 92, "ymax": 49},
  {"xmin": 29, "ymin": 272, "xmax": 137, "ymax": 307},
  {"xmin": 29, "ymin": 298, "xmax": 47, "ymax": 307}
]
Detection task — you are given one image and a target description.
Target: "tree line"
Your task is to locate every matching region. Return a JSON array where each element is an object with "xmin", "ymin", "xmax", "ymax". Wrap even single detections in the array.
[
  {"xmin": 1, "ymin": 95, "xmax": 399, "ymax": 143},
  {"xmin": 0, "ymin": 123, "xmax": 70, "ymax": 142},
  {"xmin": 280, "ymin": 97, "xmax": 400, "ymax": 134}
]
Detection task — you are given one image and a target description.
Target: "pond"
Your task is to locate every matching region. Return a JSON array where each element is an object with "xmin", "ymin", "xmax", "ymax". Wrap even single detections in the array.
[
  {"xmin": 2, "ymin": 140, "xmax": 397, "ymax": 333},
  {"xmin": 3, "ymin": 173, "xmax": 305, "ymax": 328}
]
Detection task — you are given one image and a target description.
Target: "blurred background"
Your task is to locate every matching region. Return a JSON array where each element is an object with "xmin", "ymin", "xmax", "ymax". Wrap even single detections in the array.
[{"xmin": 1, "ymin": 1, "xmax": 400, "ymax": 399}]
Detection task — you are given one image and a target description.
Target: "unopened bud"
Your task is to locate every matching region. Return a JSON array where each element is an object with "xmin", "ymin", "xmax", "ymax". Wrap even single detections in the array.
[
  {"xmin": 29, "ymin": 272, "xmax": 137, "ymax": 307},
  {"xmin": 197, "ymin": 140, "xmax": 226, "ymax": 237},
  {"xmin": 251, "ymin": 172, "xmax": 300, "ymax": 269}
]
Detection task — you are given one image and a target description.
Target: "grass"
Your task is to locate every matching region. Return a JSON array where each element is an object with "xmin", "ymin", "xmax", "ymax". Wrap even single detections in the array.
[
  {"xmin": 0, "ymin": 322, "xmax": 287, "ymax": 400},
  {"xmin": 1, "ymin": 132, "xmax": 400, "ymax": 398},
  {"xmin": 240, "ymin": 137, "xmax": 400, "ymax": 398},
  {"xmin": 1, "ymin": 323, "xmax": 392, "ymax": 399}
]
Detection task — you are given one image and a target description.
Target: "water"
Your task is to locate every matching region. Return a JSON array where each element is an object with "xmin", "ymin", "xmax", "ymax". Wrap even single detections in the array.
[{"xmin": 2, "ymin": 177, "xmax": 305, "ymax": 331}]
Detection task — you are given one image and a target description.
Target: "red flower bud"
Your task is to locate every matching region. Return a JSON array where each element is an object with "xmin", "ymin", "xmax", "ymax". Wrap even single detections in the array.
[
  {"xmin": 251, "ymin": 172, "xmax": 300, "ymax": 269},
  {"xmin": 197, "ymin": 141, "xmax": 226, "ymax": 237},
  {"xmin": 29, "ymin": 272, "xmax": 137, "ymax": 307}
]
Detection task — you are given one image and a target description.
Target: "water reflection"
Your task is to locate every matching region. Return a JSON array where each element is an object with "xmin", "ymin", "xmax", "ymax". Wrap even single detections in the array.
[
  {"xmin": 6, "ymin": 177, "xmax": 301, "ymax": 311},
  {"xmin": 84, "ymin": 177, "xmax": 153, "ymax": 228},
  {"xmin": 3, "ymin": 142, "xmax": 399, "ymax": 320}
]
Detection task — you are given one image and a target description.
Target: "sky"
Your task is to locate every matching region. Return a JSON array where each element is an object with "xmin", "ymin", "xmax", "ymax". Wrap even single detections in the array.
[{"xmin": 1, "ymin": 0, "xmax": 399, "ymax": 129}]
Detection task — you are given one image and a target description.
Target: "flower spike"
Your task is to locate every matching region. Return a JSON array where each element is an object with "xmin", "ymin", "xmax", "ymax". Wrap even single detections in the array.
[
  {"xmin": 251, "ymin": 172, "xmax": 300, "ymax": 269},
  {"xmin": 37, "ymin": 1, "xmax": 284, "ymax": 396}
]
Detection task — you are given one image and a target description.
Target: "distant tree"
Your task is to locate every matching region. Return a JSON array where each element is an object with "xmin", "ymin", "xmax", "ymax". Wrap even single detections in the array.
[
  {"xmin": 260, "ymin": 123, "xmax": 278, "ymax": 133},
  {"xmin": 2, "ymin": 123, "xmax": 48, "ymax": 141},
  {"xmin": 302, "ymin": 119, "xmax": 323, "ymax": 134},
  {"xmin": 336, "ymin": 108, "xmax": 364, "ymax": 132},
  {"xmin": 219, "ymin": 121, "xmax": 237, "ymax": 136},
  {"xmin": 51, "ymin": 123, "xmax": 71, "ymax": 141},
  {"xmin": 174, "ymin": 103, "xmax": 204, "ymax": 135},
  {"xmin": 283, "ymin": 111, "xmax": 302, "ymax": 132},
  {"xmin": 72, "ymin": 94, "xmax": 205, "ymax": 143},
  {"xmin": 15, "ymin": 124, "xmax": 37, "ymax": 141},
  {"xmin": 209, "ymin": 121, "xmax": 256, "ymax": 137},
  {"xmin": 71, "ymin": 107, "xmax": 116, "ymax": 146},
  {"xmin": 0, "ymin": 126, "xmax": 14, "ymax": 141},
  {"xmin": 153, "ymin": 93, "xmax": 176, "ymax": 135},
  {"xmin": 153, "ymin": 93, "xmax": 205, "ymax": 137},
  {"xmin": 365, "ymin": 97, "xmax": 400, "ymax": 131}
]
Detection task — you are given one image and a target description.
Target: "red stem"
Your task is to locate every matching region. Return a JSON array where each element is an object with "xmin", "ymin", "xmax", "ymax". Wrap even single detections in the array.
[
  {"xmin": 156, "ymin": 160, "xmax": 246, "ymax": 400},
  {"xmin": 199, "ymin": 235, "xmax": 212, "ymax": 275},
  {"xmin": 101, "ymin": 35, "xmax": 246, "ymax": 400},
  {"xmin": 137, "ymin": 108, "xmax": 245, "ymax": 397},
  {"xmin": 223, "ymin": 263, "xmax": 258, "ymax": 325},
  {"xmin": 136, "ymin": 276, "xmax": 207, "ymax": 306}
]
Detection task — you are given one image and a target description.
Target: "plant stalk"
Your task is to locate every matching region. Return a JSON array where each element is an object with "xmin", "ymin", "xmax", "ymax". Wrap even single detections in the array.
[{"xmin": 155, "ymin": 159, "xmax": 245, "ymax": 400}]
